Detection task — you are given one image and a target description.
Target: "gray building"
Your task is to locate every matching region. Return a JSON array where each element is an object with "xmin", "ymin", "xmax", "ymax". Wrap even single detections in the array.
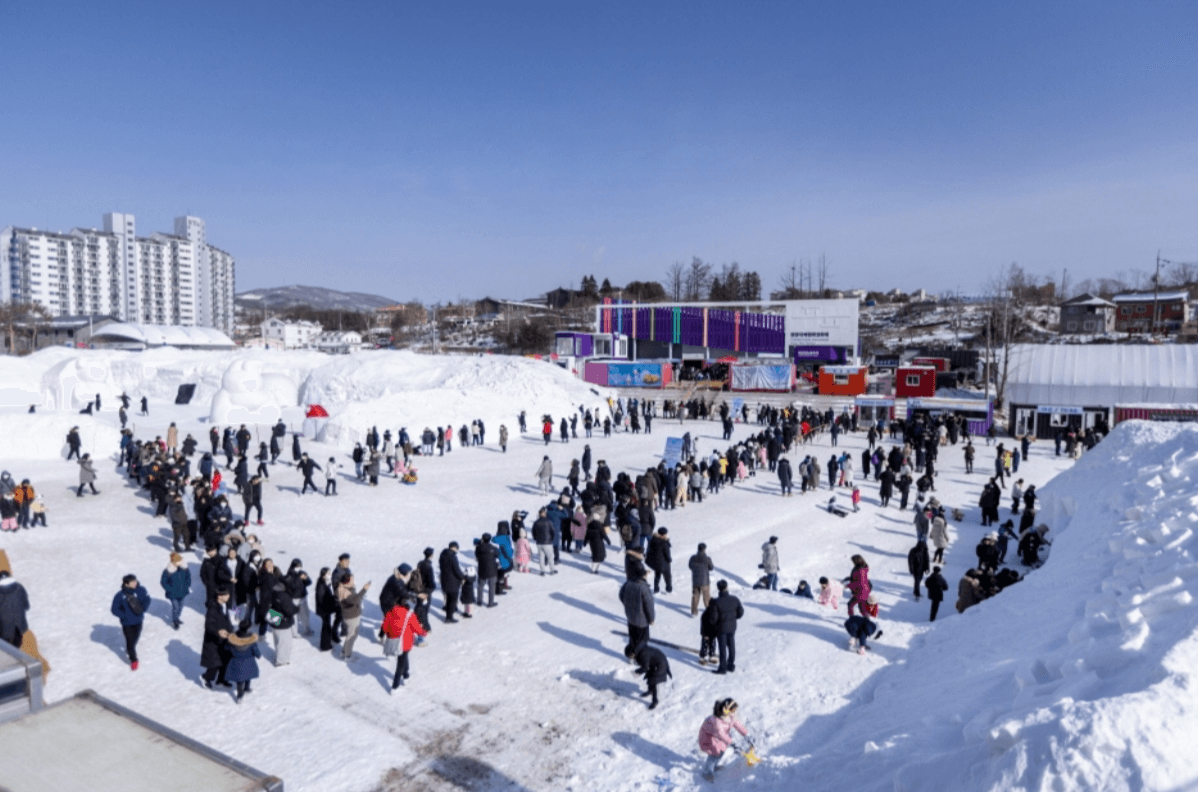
[{"xmin": 1058, "ymin": 293, "xmax": 1115, "ymax": 335}]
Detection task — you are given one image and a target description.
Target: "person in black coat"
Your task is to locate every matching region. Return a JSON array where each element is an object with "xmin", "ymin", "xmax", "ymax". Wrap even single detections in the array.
[
  {"xmin": 438, "ymin": 543, "xmax": 465, "ymax": 622},
  {"xmin": 0, "ymin": 572, "xmax": 31, "ymax": 648},
  {"xmin": 907, "ymin": 540, "xmax": 930, "ymax": 600},
  {"xmin": 585, "ymin": 519, "xmax": 607, "ymax": 573},
  {"xmin": 924, "ymin": 565, "xmax": 949, "ymax": 622},
  {"xmin": 879, "ymin": 468, "xmax": 895, "ymax": 507},
  {"xmin": 377, "ymin": 565, "xmax": 412, "ymax": 636},
  {"xmin": 626, "ymin": 643, "xmax": 672, "ymax": 710},
  {"xmin": 645, "ymin": 527, "xmax": 673, "ymax": 594},
  {"xmin": 474, "ymin": 535, "xmax": 499, "ymax": 607},
  {"xmin": 201, "ymin": 589, "xmax": 234, "ymax": 688},
  {"xmin": 292, "ymin": 433, "xmax": 302, "ymax": 462},
  {"xmin": 242, "ymin": 475, "xmax": 263, "ymax": 525},
  {"xmin": 711, "ymin": 580, "xmax": 743, "ymax": 675},
  {"xmin": 296, "ymin": 453, "xmax": 321, "ymax": 495},
  {"xmin": 314, "ymin": 568, "xmax": 340, "ymax": 651}
]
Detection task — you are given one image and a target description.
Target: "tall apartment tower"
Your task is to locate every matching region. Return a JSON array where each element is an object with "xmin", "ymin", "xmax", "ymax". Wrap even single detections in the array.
[{"xmin": 1, "ymin": 212, "xmax": 233, "ymax": 332}]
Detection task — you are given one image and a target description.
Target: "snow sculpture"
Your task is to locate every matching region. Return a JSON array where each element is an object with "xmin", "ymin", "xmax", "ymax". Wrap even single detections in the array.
[{"xmin": 208, "ymin": 359, "xmax": 297, "ymax": 426}]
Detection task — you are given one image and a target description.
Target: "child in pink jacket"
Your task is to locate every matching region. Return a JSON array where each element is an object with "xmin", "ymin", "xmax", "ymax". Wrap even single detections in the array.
[
  {"xmin": 698, "ymin": 698, "xmax": 750, "ymax": 781},
  {"xmin": 513, "ymin": 528, "xmax": 532, "ymax": 573},
  {"xmin": 817, "ymin": 577, "xmax": 839, "ymax": 610}
]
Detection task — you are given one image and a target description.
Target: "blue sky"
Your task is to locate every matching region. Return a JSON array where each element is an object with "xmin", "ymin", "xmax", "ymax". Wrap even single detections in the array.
[{"xmin": 3, "ymin": 1, "xmax": 1197, "ymax": 303}]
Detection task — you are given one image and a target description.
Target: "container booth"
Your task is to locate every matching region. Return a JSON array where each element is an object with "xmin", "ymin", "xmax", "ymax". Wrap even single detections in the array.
[
  {"xmin": 912, "ymin": 356, "xmax": 950, "ymax": 372},
  {"xmin": 855, "ymin": 396, "xmax": 896, "ymax": 428},
  {"xmin": 895, "ymin": 366, "xmax": 937, "ymax": 398},
  {"xmin": 1114, "ymin": 404, "xmax": 1198, "ymax": 425},
  {"xmin": 906, "ymin": 396, "xmax": 995, "ymax": 436},
  {"xmin": 818, "ymin": 365, "xmax": 868, "ymax": 396}
]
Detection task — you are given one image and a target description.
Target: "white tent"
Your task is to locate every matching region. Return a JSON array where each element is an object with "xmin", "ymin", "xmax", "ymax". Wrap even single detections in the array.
[{"xmin": 1005, "ymin": 344, "xmax": 1198, "ymax": 407}]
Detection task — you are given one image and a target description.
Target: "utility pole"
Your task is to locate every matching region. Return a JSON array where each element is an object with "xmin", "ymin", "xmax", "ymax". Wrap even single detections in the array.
[{"xmin": 1152, "ymin": 251, "xmax": 1162, "ymax": 335}]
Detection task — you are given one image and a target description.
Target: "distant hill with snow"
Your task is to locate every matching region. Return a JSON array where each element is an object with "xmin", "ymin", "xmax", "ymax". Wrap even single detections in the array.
[{"xmin": 235, "ymin": 285, "xmax": 397, "ymax": 312}]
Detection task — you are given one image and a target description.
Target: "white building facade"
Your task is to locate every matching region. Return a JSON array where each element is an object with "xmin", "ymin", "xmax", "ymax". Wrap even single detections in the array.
[
  {"xmin": 1, "ymin": 213, "xmax": 234, "ymax": 333},
  {"xmin": 260, "ymin": 317, "xmax": 322, "ymax": 349}
]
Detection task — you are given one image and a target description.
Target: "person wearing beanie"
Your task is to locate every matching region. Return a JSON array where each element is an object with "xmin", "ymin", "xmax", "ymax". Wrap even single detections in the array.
[
  {"xmin": 924, "ymin": 565, "xmax": 949, "ymax": 621},
  {"xmin": 111, "ymin": 574, "xmax": 151, "ymax": 670},
  {"xmin": 845, "ymin": 593, "xmax": 882, "ymax": 655},
  {"xmin": 382, "ymin": 595, "xmax": 428, "ymax": 693},
  {"xmin": 688, "ymin": 542, "xmax": 713, "ymax": 616},
  {"xmin": 161, "ymin": 553, "xmax": 191, "ymax": 630}
]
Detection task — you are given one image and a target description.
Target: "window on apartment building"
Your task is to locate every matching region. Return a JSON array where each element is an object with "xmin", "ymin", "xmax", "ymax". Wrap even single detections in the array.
[{"xmin": 1066, "ymin": 322, "xmax": 1078, "ymax": 331}]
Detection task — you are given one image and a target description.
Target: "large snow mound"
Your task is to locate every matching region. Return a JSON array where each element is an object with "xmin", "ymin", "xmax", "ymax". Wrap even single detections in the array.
[
  {"xmin": 0, "ymin": 348, "xmax": 612, "ymax": 449},
  {"xmin": 791, "ymin": 420, "xmax": 1198, "ymax": 792}
]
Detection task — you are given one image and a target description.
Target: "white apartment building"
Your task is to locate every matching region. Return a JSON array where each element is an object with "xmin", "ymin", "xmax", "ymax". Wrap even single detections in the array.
[
  {"xmin": 260, "ymin": 317, "xmax": 323, "ymax": 349},
  {"xmin": 313, "ymin": 330, "xmax": 363, "ymax": 354},
  {"xmin": 1, "ymin": 213, "xmax": 234, "ymax": 333}
]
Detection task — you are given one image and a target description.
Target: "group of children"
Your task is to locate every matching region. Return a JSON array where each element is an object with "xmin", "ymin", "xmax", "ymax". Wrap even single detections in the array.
[{"xmin": 0, "ymin": 473, "xmax": 48, "ymax": 531}]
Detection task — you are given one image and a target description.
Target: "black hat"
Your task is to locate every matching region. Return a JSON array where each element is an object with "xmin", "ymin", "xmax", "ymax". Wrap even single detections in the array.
[
  {"xmin": 769, "ymin": 536, "xmax": 778, "ymax": 543},
  {"xmin": 423, "ymin": 547, "xmax": 434, "ymax": 557},
  {"xmin": 448, "ymin": 541, "xmax": 459, "ymax": 550},
  {"xmin": 338, "ymin": 553, "xmax": 351, "ymax": 561},
  {"xmin": 398, "ymin": 563, "xmax": 413, "ymax": 575},
  {"xmin": 698, "ymin": 542, "xmax": 707, "ymax": 551}
]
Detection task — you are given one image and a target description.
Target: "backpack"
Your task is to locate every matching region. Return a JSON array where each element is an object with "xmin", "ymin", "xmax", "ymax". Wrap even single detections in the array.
[
  {"xmin": 265, "ymin": 608, "xmax": 284, "ymax": 628},
  {"xmin": 123, "ymin": 590, "xmax": 144, "ymax": 617},
  {"xmin": 619, "ymin": 523, "xmax": 634, "ymax": 544}
]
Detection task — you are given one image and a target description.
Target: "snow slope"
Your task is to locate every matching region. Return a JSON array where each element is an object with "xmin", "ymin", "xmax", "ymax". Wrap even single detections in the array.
[{"xmin": 1, "ymin": 347, "xmax": 1194, "ymax": 792}]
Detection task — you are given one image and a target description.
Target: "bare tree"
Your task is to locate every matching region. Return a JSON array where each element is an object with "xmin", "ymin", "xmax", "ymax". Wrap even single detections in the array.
[
  {"xmin": 664, "ymin": 262, "xmax": 685, "ymax": 301},
  {"xmin": 817, "ymin": 254, "xmax": 829, "ymax": 295},
  {"xmin": 683, "ymin": 257, "xmax": 712, "ymax": 302},
  {"xmin": 774, "ymin": 260, "xmax": 802, "ymax": 300}
]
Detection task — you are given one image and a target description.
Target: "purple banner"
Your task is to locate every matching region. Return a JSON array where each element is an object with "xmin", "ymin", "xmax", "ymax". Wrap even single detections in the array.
[{"xmin": 793, "ymin": 345, "xmax": 844, "ymax": 364}]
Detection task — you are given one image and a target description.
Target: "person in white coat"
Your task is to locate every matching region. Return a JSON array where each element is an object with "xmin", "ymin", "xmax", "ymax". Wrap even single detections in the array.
[
  {"xmin": 535, "ymin": 456, "xmax": 553, "ymax": 494},
  {"xmin": 760, "ymin": 536, "xmax": 780, "ymax": 591},
  {"xmin": 324, "ymin": 457, "xmax": 340, "ymax": 496}
]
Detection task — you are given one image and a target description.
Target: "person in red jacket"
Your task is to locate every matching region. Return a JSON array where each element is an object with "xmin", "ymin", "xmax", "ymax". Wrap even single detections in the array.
[{"xmin": 383, "ymin": 597, "xmax": 428, "ymax": 693}]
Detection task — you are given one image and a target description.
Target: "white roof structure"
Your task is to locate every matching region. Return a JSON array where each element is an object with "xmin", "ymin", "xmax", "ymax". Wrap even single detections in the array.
[
  {"xmin": 1005, "ymin": 344, "xmax": 1198, "ymax": 406},
  {"xmin": 90, "ymin": 323, "xmax": 236, "ymax": 350},
  {"xmin": 1112, "ymin": 291, "xmax": 1189, "ymax": 303}
]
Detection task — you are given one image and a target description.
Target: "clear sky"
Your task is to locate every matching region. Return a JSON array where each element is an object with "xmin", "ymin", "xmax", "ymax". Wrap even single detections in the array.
[{"xmin": 3, "ymin": 1, "xmax": 1197, "ymax": 303}]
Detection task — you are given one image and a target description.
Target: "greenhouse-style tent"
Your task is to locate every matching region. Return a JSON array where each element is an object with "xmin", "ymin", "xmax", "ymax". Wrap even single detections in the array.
[{"xmin": 1005, "ymin": 344, "xmax": 1198, "ymax": 438}]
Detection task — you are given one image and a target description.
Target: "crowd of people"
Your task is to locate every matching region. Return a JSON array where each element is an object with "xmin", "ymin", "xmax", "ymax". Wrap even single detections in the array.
[{"xmin": 0, "ymin": 387, "xmax": 1081, "ymax": 783}]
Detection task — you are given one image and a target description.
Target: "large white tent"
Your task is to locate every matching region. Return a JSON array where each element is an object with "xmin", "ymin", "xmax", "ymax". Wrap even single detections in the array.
[
  {"xmin": 1005, "ymin": 344, "xmax": 1198, "ymax": 406},
  {"xmin": 89, "ymin": 323, "xmax": 236, "ymax": 350}
]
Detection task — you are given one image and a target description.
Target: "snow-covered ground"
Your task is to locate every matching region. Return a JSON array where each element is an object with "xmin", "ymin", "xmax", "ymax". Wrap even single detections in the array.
[{"xmin": 2, "ymin": 348, "xmax": 1195, "ymax": 791}]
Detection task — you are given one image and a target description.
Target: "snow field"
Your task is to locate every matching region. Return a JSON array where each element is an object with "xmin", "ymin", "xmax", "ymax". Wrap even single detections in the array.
[{"xmin": 3, "ymin": 347, "xmax": 1193, "ymax": 791}]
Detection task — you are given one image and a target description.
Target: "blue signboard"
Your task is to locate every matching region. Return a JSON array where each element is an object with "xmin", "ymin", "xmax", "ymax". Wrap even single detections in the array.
[{"xmin": 662, "ymin": 437, "xmax": 685, "ymax": 467}]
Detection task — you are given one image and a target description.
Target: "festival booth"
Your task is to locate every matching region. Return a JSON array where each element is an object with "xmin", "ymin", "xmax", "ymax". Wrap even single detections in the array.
[
  {"xmin": 817, "ymin": 365, "xmax": 868, "ymax": 396},
  {"xmin": 583, "ymin": 360, "xmax": 672, "ymax": 389},
  {"xmin": 301, "ymin": 404, "xmax": 330, "ymax": 441},
  {"xmin": 895, "ymin": 366, "xmax": 937, "ymax": 398},
  {"xmin": 906, "ymin": 396, "xmax": 995, "ymax": 436},
  {"xmin": 729, "ymin": 361, "xmax": 796, "ymax": 393},
  {"xmin": 855, "ymin": 396, "xmax": 896, "ymax": 428}
]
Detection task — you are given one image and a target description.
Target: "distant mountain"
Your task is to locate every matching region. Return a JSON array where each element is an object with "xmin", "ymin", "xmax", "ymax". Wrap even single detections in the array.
[{"xmin": 235, "ymin": 285, "xmax": 398, "ymax": 312}]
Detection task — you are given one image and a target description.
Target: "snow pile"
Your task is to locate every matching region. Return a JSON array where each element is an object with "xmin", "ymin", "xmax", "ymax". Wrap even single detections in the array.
[
  {"xmin": 0, "ymin": 412, "xmax": 123, "ymax": 461},
  {"xmin": 0, "ymin": 348, "xmax": 613, "ymax": 451},
  {"xmin": 296, "ymin": 351, "xmax": 611, "ymax": 448},
  {"xmin": 792, "ymin": 420, "xmax": 1198, "ymax": 792}
]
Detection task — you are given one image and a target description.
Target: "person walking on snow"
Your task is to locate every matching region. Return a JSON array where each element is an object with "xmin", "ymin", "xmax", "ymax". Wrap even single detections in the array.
[
  {"xmin": 535, "ymin": 456, "xmax": 553, "ymax": 494},
  {"xmin": 111, "ymin": 574, "xmax": 151, "ymax": 670},
  {"xmin": 845, "ymin": 554, "xmax": 871, "ymax": 616}
]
